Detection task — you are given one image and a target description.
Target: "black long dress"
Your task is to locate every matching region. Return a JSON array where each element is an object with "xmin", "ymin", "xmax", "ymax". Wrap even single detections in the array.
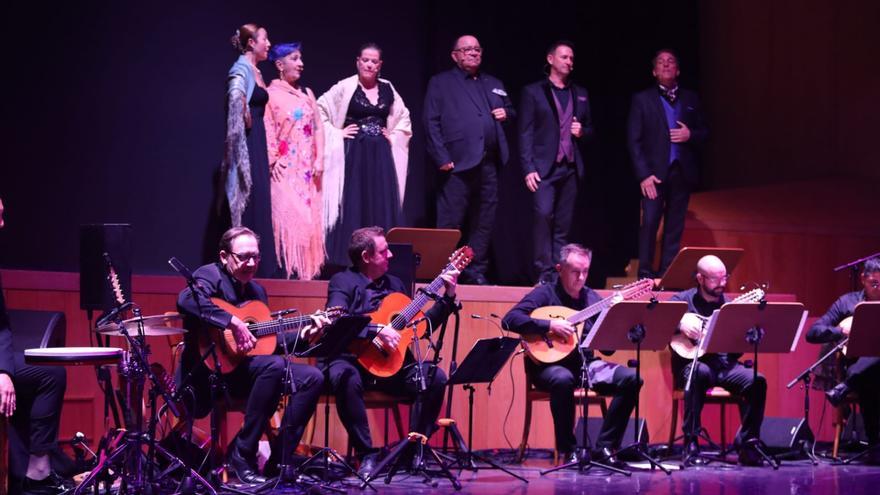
[
  {"xmin": 240, "ymin": 85, "xmax": 278, "ymax": 278},
  {"xmin": 327, "ymin": 83, "xmax": 402, "ymax": 266}
]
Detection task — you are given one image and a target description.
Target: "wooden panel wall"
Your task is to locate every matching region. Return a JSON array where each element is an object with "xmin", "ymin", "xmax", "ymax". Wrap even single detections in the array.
[{"xmin": 4, "ymin": 269, "xmax": 827, "ymax": 457}]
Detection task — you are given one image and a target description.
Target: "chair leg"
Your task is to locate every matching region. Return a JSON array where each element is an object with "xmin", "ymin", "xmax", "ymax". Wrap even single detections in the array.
[
  {"xmin": 719, "ymin": 403, "xmax": 727, "ymax": 450},
  {"xmin": 668, "ymin": 397, "xmax": 679, "ymax": 449},
  {"xmin": 517, "ymin": 397, "xmax": 534, "ymax": 463}
]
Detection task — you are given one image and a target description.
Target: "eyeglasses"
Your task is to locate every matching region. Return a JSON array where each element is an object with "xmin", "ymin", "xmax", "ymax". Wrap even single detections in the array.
[
  {"xmin": 455, "ymin": 46, "xmax": 482, "ymax": 54},
  {"xmin": 230, "ymin": 252, "xmax": 261, "ymax": 263},
  {"xmin": 704, "ymin": 274, "xmax": 730, "ymax": 283}
]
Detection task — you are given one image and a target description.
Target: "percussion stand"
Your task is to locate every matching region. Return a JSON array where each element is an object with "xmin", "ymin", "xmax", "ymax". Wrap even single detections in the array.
[{"xmin": 76, "ymin": 310, "xmax": 213, "ymax": 494}]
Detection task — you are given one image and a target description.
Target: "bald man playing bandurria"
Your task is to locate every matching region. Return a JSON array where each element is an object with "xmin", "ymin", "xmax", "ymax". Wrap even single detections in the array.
[{"xmin": 671, "ymin": 255, "xmax": 766, "ymax": 466}]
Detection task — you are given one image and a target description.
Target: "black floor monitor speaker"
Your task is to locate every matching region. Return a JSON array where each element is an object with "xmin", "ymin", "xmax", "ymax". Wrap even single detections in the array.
[
  {"xmin": 576, "ymin": 417, "xmax": 649, "ymax": 449},
  {"xmin": 735, "ymin": 416, "xmax": 814, "ymax": 453},
  {"xmin": 79, "ymin": 224, "xmax": 133, "ymax": 311}
]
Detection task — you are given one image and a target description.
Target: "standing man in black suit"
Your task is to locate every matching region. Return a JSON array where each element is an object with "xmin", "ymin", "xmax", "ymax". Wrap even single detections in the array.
[
  {"xmin": 627, "ymin": 49, "xmax": 708, "ymax": 279},
  {"xmin": 518, "ymin": 41, "xmax": 594, "ymax": 285},
  {"xmin": 424, "ymin": 34, "xmax": 516, "ymax": 285}
]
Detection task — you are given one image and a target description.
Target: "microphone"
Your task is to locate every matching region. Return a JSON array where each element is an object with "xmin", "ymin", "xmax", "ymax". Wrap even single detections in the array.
[
  {"xmin": 271, "ymin": 308, "xmax": 299, "ymax": 318},
  {"xmin": 168, "ymin": 256, "xmax": 196, "ymax": 285},
  {"xmin": 471, "ymin": 313, "xmax": 506, "ymax": 337},
  {"xmin": 407, "ymin": 316, "xmax": 428, "ymax": 328}
]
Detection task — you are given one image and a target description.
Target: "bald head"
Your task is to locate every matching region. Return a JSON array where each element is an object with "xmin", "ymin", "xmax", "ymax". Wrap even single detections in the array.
[
  {"xmin": 696, "ymin": 255, "xmax": 727, "ymax": 301},
  {"xmin": 452, "ymin": 35, "xmax": 482, "ymax": 74},
  {"xmin": 696, "ymin": 255, "xmax": 725, "ymax": 276}
]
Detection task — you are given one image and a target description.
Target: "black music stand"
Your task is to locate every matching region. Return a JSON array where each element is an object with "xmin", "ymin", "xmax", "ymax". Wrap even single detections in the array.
[
  {"xmin": 440, "ymin": 337, "xmax": 527, "ymax": 482},
  {"xmin": 583, "ymin": 300, "xmax": 687, "ymax": 475},
  {"xmin": 703, "ymin": 301, "xmax": 807, "ymax": 469},
  {"xmin": 659, "ymin": 247, "xmax": 745, "ymax": 290},
  {"xmin": 386, "ymin": 228, "xmax": 461, "ymax": 282},
  {"xmin": 289, "ymin": 315, "xmax": 374, "ymax": 492},
  {"xmin": 837, "ymin": 302, "xmax": 880, "ymax": 465}
]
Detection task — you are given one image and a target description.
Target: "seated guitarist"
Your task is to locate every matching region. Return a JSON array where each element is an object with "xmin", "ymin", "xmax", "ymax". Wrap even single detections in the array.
[
  {"xmin": 176, "ymin": 226, "xmax": 325, "ymax": 483},
  {"xmin": 807, "ymin": 256, "xmax": 880, "ymax": 464},
  {"xmin": 502, "ymin": 244, "xmax": 641, "ymax": 466},
  {"xmin": 671, "ymin": 254, "xmax": 766, "ymax": 466},
  {"xmin": 325, "ymin": 226, "xmax": 459, "ymax": 477}
]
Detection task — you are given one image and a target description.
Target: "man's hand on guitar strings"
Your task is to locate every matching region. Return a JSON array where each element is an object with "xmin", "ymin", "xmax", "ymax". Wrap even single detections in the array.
[
  {"xmin": 679, "ymin": 313, "xmax": 703, "ymax": 340},
  {"xmin": 548, "ymin": 319, "xmax": 575, "ymax": 343},
  {"xmin": 230, "ymin": 315, "xmax": 256, "ymax": 352}
]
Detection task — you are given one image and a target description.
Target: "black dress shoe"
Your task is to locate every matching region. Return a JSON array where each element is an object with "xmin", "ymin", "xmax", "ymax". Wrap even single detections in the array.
[
  {"xmin": 738, "ymin": 445, "xmax": 763, "ymax": 467},
  {"xmin": 683, "ymin": 438, "xmax": 708, "ymax": 466},
  {"xmin": 227, "ymin": 445, "xmax": 268, "ymax": 484},
  {"xmin": 357, "ymin": 452, "xmax": 381, "ymax": 478},
  {"xmin": 559, "ymin": 450, "xmax": 579, "ymax": 464},
  {"xmin": 594, "ymin": 446, "xmax": 624, "ymax": 467},
  {"xmin": 21, "ymin": 472, "xmax": 69, "ymax": 495},
  {"xmin": 825, "ymin": 382, "xmax": 851, "ymax": 407}
]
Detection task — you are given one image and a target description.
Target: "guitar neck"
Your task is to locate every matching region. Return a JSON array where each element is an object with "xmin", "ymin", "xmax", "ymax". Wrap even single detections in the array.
[
  {"xmin": 389, "ymin": 267, "xmax": 449, "ymax": 330},
  {"xmin": 247, "ymin": 314, "xmax": 314, "ymax": 338},
  {"xmin": 568, "ymin": 295, "xmax": 615, "ymax": 325}
]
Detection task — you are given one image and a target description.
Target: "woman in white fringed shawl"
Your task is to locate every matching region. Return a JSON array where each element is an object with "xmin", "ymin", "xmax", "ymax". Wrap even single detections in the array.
[{"xmin": 317, "ymin": 43, "xmax": 411, "ymax": 267}]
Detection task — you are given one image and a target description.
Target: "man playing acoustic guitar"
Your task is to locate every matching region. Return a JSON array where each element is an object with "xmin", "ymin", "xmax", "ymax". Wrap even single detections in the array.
[
  {"xmin": 807, "ymin": 256, "xmax": 880, "ymax": 464},
  {"xmin": 671, "ymin": 254, "xmax": 767, "ymax": 466},
  {"xmin": 324, "ymin": 226, "xmax": 461, "ymax": 477},
  {"xmin": 503, "ymin": 244, "xmax": 642, "ymax": 466},
  {"xmin": 177, "ymin": 226, "xmax": 326, "ymax": 483}
]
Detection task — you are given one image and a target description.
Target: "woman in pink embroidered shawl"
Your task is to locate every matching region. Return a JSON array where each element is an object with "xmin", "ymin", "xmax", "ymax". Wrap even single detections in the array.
[{"xmin": 264, "ymin": 43, "xmax": 325, "ymax": 279}]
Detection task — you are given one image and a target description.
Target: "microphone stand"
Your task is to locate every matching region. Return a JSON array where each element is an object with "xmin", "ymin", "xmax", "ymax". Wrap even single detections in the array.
[
  {"xmin": 787, "ymin": 338, "xmax": 849, "ymax": 463},
  {"xmin": 361, "ymin": 317, "xmax": 461, "ymax": 490}
]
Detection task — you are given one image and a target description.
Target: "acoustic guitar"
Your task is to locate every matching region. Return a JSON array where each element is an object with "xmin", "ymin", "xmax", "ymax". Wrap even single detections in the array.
[
  {"xmin": 351, "ymin": 246, "xmax": 473, "ymax": 377},
  {"xmin": 522, "ymin": 278, "xmax": 655, "ymax": 364},
  {"xmin": 669, "ymin": 288, "xmax": 765, "ymax": 359},
  {"xmin": 200, "ymin": 298, "xmax": 343, "ymax": 373}
]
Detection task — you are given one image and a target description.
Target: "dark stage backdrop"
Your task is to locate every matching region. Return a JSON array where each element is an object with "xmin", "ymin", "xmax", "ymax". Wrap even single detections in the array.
[{"xmin": 1, "ymin": 1, "xmax": 702, "ymax": 286}]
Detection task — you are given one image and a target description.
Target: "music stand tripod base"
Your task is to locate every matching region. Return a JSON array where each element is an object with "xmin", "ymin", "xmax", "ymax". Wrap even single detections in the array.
[{"xmin": 443, "ymin": 337, "xmax": 527, "ymax": 483}]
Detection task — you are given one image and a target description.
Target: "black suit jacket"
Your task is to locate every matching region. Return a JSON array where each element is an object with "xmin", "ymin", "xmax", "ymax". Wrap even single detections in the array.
[
  {"xmin": 326, "ymin": 267, "xmax": 457, "ymax": 340},
  {"xmin": 518, "ymin": 79, "xmax": 593, "ymax": 179},
  {"xmin": 176, "ymin": 262, "xmax": 268, "ymax": 370},
  {"xmin": 424, "ymin": 67, "xmax": 515, "ymax": 172},
  {"xmin": 627, "ymin": 87, "xmax": 708, "ymax": 186}
]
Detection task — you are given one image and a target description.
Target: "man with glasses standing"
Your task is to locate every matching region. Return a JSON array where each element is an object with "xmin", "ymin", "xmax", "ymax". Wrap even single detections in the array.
[
  {"xmin": 671, "ymin": 255, "xmax": 767, "ymax": 466},
  {"xmin": 176, "ymin": 226, "xmax": 325, "ymax": 483},
  {"xmin": 424, "ymin": 34, "xmax": 516, "ymax": 285}
]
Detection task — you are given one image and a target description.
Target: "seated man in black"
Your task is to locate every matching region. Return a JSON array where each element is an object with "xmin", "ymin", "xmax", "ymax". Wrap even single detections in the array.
[
  {"xmin": 0, "ymin": 198, "xmax": 69, "ymax": 495},
  {"xmin": 671, "ymin": 254, "xmax": 766, "ymax": 466},
  {"xmin": 176, "ymin": 226, "xmax": 324, "ymax": 483},
  {"xmin": 502, "ymin": 244, "xmax": 641, "ymax": 465},
  {"xmin": 325, "ymin": 226, "xmax": 458, "ymax": 476},
  {"xmin": 807, "ymin": 256, "xmax": 880, "ymax": 464}
]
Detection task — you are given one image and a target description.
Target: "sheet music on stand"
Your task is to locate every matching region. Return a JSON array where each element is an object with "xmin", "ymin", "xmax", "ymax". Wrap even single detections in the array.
[
  {"xmin": 702, "ymin": 302, "xmax": 808, "ymax": 355},
  {"xmin": 845, "ymin": 301, "xmax": 880, "ymax": 358},
  {"xmin": 583, "ymin": 301, "xmax": 687, "ymax": 351}
]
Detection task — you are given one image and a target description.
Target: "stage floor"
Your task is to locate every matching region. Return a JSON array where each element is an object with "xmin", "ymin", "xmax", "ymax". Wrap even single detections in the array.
[{"xmin": 249, "ymin": 455, "xmax": 879, "ymax": 495}]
